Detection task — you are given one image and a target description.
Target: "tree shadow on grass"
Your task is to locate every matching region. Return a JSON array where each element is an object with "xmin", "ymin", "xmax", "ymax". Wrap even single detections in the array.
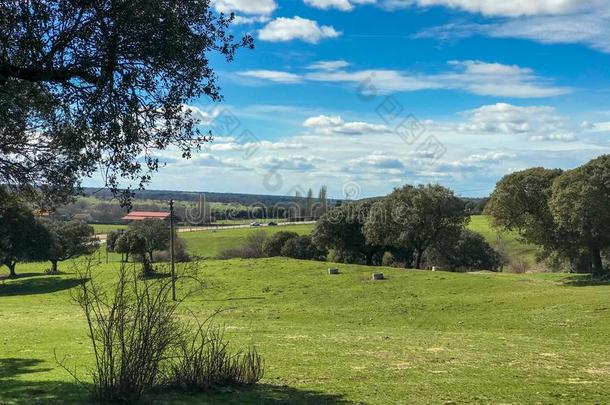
[
  {"xmin": 154, "ymin": 383, "xmax": 358, "ymax": 404},
  {"xmin": 561, "ymin": 274, "xmax": 610, "ymax": 287},
  {"xmin": 0, "ymin": 357, "xmax": 91, "ymax": 404},
  {"xmin": 0, "ymin": 276, "xmax": 87, "ymax": 296}
]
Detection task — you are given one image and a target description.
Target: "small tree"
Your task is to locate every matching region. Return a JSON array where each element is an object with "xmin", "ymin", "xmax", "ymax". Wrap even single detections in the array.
[
  {"xmin": 128, "ymin": 219, "xmax": 171, "ymax": 264},
  {"xmin": 0, "ymin": 192, "xmax": 51, "ymax": 277},
  {"xmin": 425, "ymin": 230, "xmax": 501, "ymax": 272},
  {"xmin": 43, "ymin": 220, "xmax": 99, "ymax": 274},
  {"xmin": 114, "ymin": 230, "xmax": 151, "ymax": 276},
  {"xmin": 263, "ymin": 231, "xmax": 299, "ymax": 257},
  {"xmin": 280, "ymin": 235, "xmax": 325, "ymax": 260}
]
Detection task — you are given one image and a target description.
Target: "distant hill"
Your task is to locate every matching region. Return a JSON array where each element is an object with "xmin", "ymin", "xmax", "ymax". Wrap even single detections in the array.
[{"xmin": 82, "ymin": 187, "xmax": 339, "ymax": 207}]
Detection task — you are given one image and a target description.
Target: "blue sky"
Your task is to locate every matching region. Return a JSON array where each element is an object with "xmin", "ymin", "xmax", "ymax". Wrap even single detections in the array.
[{"xmin": 86, "ymin": 0, "xmax": 610, "ymax": 199}]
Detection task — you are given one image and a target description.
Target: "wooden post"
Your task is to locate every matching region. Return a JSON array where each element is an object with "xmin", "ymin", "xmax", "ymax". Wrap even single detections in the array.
[{"xmin": 169, "ymin": 199, "xmax": 176, "ymax": 301}]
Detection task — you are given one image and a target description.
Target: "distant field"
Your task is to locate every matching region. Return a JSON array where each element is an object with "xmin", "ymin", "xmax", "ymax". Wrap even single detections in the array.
[
  {"xmin": 181, "ymin": 224, "xmax": 314, "ymax": 258},
  {"xmin": 91, "ymin": 223, "xmax": 127, "ymax": 234},
  {"xmin": 2, "ymin": 257, "xmax": 610, "ymax": 404},
  {"xmin": 468, "ymin": 215, "xmax": 540, "ymax": 266}
]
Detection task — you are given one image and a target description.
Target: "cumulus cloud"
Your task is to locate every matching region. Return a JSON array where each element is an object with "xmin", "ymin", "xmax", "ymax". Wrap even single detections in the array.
[
  {"xmin": 458, "ymin": 103, "xmax": 578, "ymax": 142},
  {"xmin": 258, "ymin": 16, "xmax": 341, "ymax": 43},
  {"xmin": 303, "ymin": 115, "xmax": 388, "ymax": 135},
  {"xmin": 213, "ymin": 0, "xmax": 277, "ymax": 16}
]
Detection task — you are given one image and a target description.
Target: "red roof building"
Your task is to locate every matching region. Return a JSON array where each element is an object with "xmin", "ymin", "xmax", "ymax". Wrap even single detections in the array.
[{"xmin": 121, "ymin": 211, "xmax": 170, "ymax": 221}]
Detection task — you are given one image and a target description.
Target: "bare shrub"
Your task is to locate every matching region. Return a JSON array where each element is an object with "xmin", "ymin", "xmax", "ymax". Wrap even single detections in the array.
[
  {"xmin": 508, "ymin": 260, "xmax": 529, "ymax": 274},
  {"xmin": 166, "ymin": 317, "xmax": 264, "ymax": 390},
  {"xmin": 154, "ymin": 236, "xmax": 192, "ymax": 262},
  {"xmin": 216, "ymin": 246, "xmax": 259, "ymax": 259},
  {"xmin": 68, "ymin": 261, "xmax": 263, "ymax": 402},
  {"xmin": 73, "ymin": 263, "xmax": 182, "ymax": 402},
  {"xmin": 243, "ymin": 230, "xmax": 268, "ymax": 258}
]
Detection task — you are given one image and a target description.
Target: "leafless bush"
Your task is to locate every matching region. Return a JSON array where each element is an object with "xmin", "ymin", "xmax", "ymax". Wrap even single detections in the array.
[
  {"xmin": 67, "ymin": 260, "xmax": 263, "ymax": 402},
  {"xmin": 153, "ymin": 237, "xmax": 192, "ymax": 263},
  {"xmin": 508, "ymin": 260, "xmax": 529, "ymax": 274},
  {"xmin": 216, "ymin": 246, "xmax": 259, "ymax": 259},
  {"xmin": 166, "ymin": 316, "xmax": 264, "ymax": 390},
  {"xmin": 72, "ymin": 263, "xmax": 182, "ymax": 402}
]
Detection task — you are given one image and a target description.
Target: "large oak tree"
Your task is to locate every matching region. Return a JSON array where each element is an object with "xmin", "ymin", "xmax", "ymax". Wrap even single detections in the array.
[{"xmin": 0, "ymin": 1, "xmax": 252, "ymax": 204}]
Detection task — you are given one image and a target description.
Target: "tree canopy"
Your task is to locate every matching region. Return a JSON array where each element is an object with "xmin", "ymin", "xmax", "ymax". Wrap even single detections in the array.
[
  {"xmin": 0, "ymin": 191, "xmax": 51, "ymax": 277},
  {"xmin": 43, "ymin": 220, "xmax": 98, "ymax": 274},
  {"xmin": 364, "ymin": 185, "xmax": 469, "ymax": 269},
  {"xmin": 0, "ymin": 1, "xmax": 252, "ymax": 204}
]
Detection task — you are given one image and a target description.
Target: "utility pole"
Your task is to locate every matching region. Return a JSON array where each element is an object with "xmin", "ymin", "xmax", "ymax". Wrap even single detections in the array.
[{"xmin": 169, "ymin": 199, "xmax": 176, "ymax": 301}]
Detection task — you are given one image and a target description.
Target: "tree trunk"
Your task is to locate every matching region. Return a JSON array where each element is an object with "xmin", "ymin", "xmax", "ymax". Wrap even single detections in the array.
[
  {"xmin": 7, "ymin": 261, "xmax": 16, "ymax": 278},
  {"xmin": 590, "ymin": 244, "xmax": 605, "ymax": 277},
  {"xmin": 415, "ymin": 250, "xmax": 423, "ymax": 270},
  {"xmin": 49, "ymin": 260, "xmax": 59, "ymax": 274}
]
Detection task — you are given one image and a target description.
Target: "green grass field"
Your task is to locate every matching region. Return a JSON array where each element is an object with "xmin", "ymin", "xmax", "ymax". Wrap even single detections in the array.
[
  {"xmin": 180, "ymin": 224, "xmax": 314, "ymax": 258},
  {"xmin": 2, "ymin": 257, "xmax": 610, "ymax": 404},
  {"xmin": 91, "ymin": 223, "xmax": 127, "ymax": 234},
  {"xmin": 467, "ymin": 215, "xmax": 540, "ymax": 266}
]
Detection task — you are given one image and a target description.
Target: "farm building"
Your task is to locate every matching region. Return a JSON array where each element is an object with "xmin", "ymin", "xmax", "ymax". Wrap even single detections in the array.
[{"xmin": 121, "ymin": 211, "xmax": 170, "ymax": 221}]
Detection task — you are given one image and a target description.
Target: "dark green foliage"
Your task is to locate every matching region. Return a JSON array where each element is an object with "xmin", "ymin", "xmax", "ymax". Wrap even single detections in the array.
[
  {"xmin": 42, "ymin": 220, "xmax": 98, "ymax": 273},
  {"xmin": 263, "ymin": 231, "xmax": 299, "ymax": 257},
  {"xmin": 0, "ymin": 192, "xmax": 51, "ymax": 277},
  {"xmin": 280, "ymin": 235, "xmax": 326, "ymax": 261},
  {"xmin": 425, "ymin": 230, "xmax": 502, "ymax": 272},
  {"xmin": 106, "ymin": 230, "xmax": 123, "ymax": 253},
  {"xmin": 312, "ymin": 201, "xmax": 384, "ymax": 265},
  {"xmin": 0, "ymin": 2, "xmax": 252, "ymax": 204},
  {"xmin": 364, "ymin": 184, "xmax": 469, "ymax": 269},
  {"xmin": 128, "ymin": 219, "xmax": 171, "ymax": 264},
  {"xmin": 488, "ymin": 156, "xmax": 610, "ymax": 275},
  {"xmin": 486, "ymin": 167, "xmax": 563, "ymax": 252},
  {"xmin": 549, "ymin": 155, "xmax": 610, "ymax": 276}
]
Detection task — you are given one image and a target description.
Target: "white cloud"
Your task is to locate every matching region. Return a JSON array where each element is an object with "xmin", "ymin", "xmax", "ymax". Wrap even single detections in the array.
[
  {"xmin": 307, "ymin": 60, "xmax": 351, "ymax": 71},
  {"xmin": 303, "ymin": 115, "xmax": 388, "ymax": 135},
  {"xmin": 463, "ymin": 151, "xmax": 517, "ymax": 163},
  {"xmin": 213, "ymin": 0, "xmax": 277, "ymax": 16},
  {"xmin": 458, "ymin": 103, "xmax": 578, "ymax": 142},
  {"xmin": 193, "ymin": 153, "xmax": 246, "ymax": 169},
  {"xmin": 582, "ymin": 121, "xmax": 610, "ymax": 133},
  {"xmin": 210, "ymin": 140, "xmax": 305, "ymax": 152},
  {"xmin": 414, "ymin": 3, "xmax": 610, "ymax": 53},
  {"xmin": 258, "ymin": 16, "xmax": 341, "ymax": 43},
  {"xmin": 247, "ymin": 60, "xmax": 569, "ymax": 98},
  {"xmin": 256, "ymin": 155, "xmax": 322, "ymax": 171},
  {"xmin": 237, "ymin": 70, "xmax": 302, "ymax": 84},
  {"xmin": 384, "ymin": 0, "xmax": 597, "ymax": 17},
  {"xmin": 304, "ymin": 0, "xmax": 377, "ymax": 11},
  {"xmin": 233, "ymin": 15, "xmax": 271, "ymax": 24}
]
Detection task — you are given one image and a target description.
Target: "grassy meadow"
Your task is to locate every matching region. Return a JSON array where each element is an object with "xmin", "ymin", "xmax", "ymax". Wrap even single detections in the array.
[{"xmin": 2, "ymin": 218, "xmax": 610, "ymax": 404}]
